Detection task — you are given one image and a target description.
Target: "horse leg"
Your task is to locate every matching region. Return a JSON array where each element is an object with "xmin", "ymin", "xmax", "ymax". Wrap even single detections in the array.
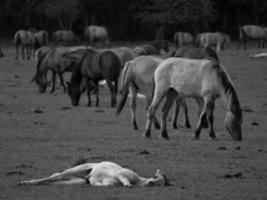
[
  {"xmin": 206, "ymin": 98, "xmax": 216, "ymax": 140},
  {"xmin": 144, "ymin": 87, "xmax": 167, "ymax": 138},
  {"xmin": 50, "ymin": 70, "xmax": 56, "ymax": 93},
  {"xmin": 129, "ymin": 87, "xmax": 138, "ymax": 130},
  {"xmin": 171, "ymin": 98, "xmax": 180, "ymax": 129},
  {"xmin": 160, "ymin": 89, "xmax": 178, "ymax": 139},
  {"xmin": 146, "ymin": 91, "xmax": 160, "ymax": 130},
  {"xmin": 196, "ymin": 98, "xmax": 208, "ymax": 128},
  {"xmin": 94, "ymin": 81, "xmax": 100, "ymax": 107},
  {"xmin": 58, "ymin": 73, "xmax": 66, "ymax": 93},
  {"xmin": 106, "ymin": 79, "xmax": 116, "ymax": 107},
  {"xmin": 179, "ymin": 97, "xmax": 191, "ymax": 128},
  {"xmin": 22, "ymin": 46, "xmax": 25, "ymax": 60}
]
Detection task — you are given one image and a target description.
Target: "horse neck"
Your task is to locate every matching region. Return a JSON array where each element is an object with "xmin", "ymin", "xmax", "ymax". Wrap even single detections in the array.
[
  {"xmin": 217, "ymin": 67, "xmax": 242, "ymax": 121},
  {"xmin": 71, "ymin": 63, "xmax": 83, "ymax": 86}
]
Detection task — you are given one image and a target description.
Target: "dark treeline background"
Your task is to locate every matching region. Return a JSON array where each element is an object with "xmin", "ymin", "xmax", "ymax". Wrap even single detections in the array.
[{"xmin": 1, "ymin": 0, "xmax": 267, "ymax": 41}]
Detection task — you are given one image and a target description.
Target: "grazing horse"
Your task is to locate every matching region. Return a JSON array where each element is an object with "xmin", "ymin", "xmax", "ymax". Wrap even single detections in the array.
[
  {"xmin": 144, "ymin": 57, "xmax": 242, "ymax": 141},
  {"xmin": 0, "ymin": 47, "xmax": 4, "ymax": 57},
  {"xmin": 67, "ymin": 49, "xmax": 121, "ymax": 107},
  {"xmin": 52, "ymin": 30, "xmax": 79, "ymax": 45},
  {"xmin": 32, "ymin": 47, "xmax": 70, "ymax": 93},
  {"xmin": 84, "ymin": 25, "xmax": 109, "ymax": 46},
  {"xmin": 237, "ymin": 25, "xmax": 267, "ymax": 49},
  {"xmin": 14, "ymin": 30, "xmax": 36, "ymax": 60},
  {"xmin": 34, "ymin": 30, "xmax": 49, "ymax": 49},
  {"xmin": 32, "ymin": 46, "xmax": 90, "ymax": 93},
  {"xmin": 19, "ymin": 161, "xmax": 169, "ymax": 187},
  {"xmin": 117, "ymin": 56, "xmax": 191, "ymax": 130},
  {"xmin": 173, "ymin": 32, "xmax": 193, "ymax": 49},
  {"xmin": 198, "ymin": 32, "xmax": 230, "ymax": 52}
]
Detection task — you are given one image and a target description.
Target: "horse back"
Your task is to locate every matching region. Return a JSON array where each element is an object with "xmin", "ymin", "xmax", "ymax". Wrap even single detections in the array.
[
  {"xmin": 98, "ymin": 50, "xmax": 121, "ymax": 79},
  {"xmin": 242, "ymin": 25, "xmax": 267, "ymax": 38}
]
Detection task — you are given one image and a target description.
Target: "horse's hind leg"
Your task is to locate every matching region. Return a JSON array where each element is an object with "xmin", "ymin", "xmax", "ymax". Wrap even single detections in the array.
[
  {"xmin": 50, "ymin": 71, "xmax": 56, "ymax": 93},
  {"xmin": 15, "ymin": 45, "xmax": 19, "ymax": 60},
  {"xmin": 106, "ymin": 79, "xmax": 116, "ymax": 107},
  {"xmin": 160, "ymin": 89, "xmax": 177, "ymax": 139},
  {"xmin": 146, "ymin": 92, "xmax": 160, "ymax": 130},
  {"xmin": 173, "ymin": 97, "xmax": 191, "ymax": 128},
  {"xmin": 22, "ymin": 46, "xmax": 25, "ymax": 60},
  {"xmin": 196, "ymin": 98, "xmax": 208, "ymax": 128},
  {"xmin": 129, "ymin": 87, "xmax": 138, "ymax": 130},
  {"xmin": 58, "ymin": 73, "xmax": 66, "ymax": 92}
]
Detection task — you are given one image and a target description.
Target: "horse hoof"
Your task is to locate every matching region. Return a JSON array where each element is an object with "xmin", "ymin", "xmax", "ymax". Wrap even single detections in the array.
[
  {"xmin": 154, "ymin": 123, "xmax": 161, "ymax": 130},
  {"xmin": 192, "ymin": 135, "xmax": 200, "ymax": 140},
  {"xmin": 160, "ymin": 135, "xmax": 170, "ymax": 140},
  {"xmin": 143, "ymin": 130, "xmax": 151, "ymax": 138},
  {"xmin": 185, "ymin": 123, "xmax": 191, "ymax": 129},
  {"xmin": 210, "ymin": 136, "xmax": 218, "ymax": 141}
]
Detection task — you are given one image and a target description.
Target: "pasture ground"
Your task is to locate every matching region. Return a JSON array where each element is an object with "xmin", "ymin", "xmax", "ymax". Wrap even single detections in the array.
[{"xmin": 0, "ymin": 42, "xmax": 267, "ymax": 200}]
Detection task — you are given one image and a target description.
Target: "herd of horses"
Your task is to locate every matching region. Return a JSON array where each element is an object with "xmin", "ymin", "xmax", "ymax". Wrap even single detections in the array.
[{"xmin": 7, "ymin": 24, "xmax": 267, "ymax": 187}]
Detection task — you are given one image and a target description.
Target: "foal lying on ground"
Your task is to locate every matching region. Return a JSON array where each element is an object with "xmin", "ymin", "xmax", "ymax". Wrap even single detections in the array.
[{"xmin": 19, "ymin": 161, "xmax": 169, "ymax": 187}]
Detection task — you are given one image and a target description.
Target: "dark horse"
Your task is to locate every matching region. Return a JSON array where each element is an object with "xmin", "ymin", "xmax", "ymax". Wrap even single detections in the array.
[
  {"xmin": 14, "ymin": 30, "xmax": 36, "ymax": 60},
  {"xmin": 67, "ymin": 49, "xmax": 121, "ymax": 107},
  {"xmin": 32, "ymin": 47, "xmax": 70, "ymax": 93}
]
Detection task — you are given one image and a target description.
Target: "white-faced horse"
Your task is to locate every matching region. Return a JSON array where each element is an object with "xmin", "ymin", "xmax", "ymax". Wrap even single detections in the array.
[
  {"xmin": 198, "ymin": 32, "xmax": 230, "ymax": 52},
  {"xmin": 117, "ymin": 56, "xmax": 191, "ymax": 130},
  {"xmin": 144, "ymin": 57, "xmax": 242, "ymax": 141},
  {"xmin": 19, "ymin": 161, "xmax": 169, "ymax": 187},
  {"xmin": 14, "ymin": 30, "xmax": 36, "ymax": 60},
  {"xmin": 173, "ymin": 32, "xmax": 193, "ymax": 49},
  {"xmin": 84, "ymin": 25, "xmax": 109, "ymax": 46},
  {"xmin": 237, "ymin": 25, "xmax": 267, "ymax": 49}
]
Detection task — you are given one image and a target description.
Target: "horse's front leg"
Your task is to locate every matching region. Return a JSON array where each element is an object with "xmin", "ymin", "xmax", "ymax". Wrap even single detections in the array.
[
  {"xmin": 106, "ymin": 79, "xmax": 116, "ymax": 107},
  {"xmin": 129, "ymin": 87, "xmax": 138, "ymax": 130},
  {"xmin": 58, "ymin": 72, "xmax": 66, "ymax": 93},
  {"xmin": 50, "ymin": 71, "xmax": 56, "ymax": 93},
  {"xmin": 160, "ymin": 89, "xmax": 177, "ymax": 139},
  {"xmin": 94, "ymin": 81, "xmax": 99, "ymax": 107},
  {"xmin": 22, "ymin": 46, "xmax": 25, "ymax": 60},
  {"xmin": 206, "ymin": 98, "xmax": 216, "ymax": 140}
]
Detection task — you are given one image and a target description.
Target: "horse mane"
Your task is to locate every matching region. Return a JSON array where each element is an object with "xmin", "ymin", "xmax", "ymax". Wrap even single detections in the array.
[{"xmin": 214, "ymin": 64, "xmax": 242, "ymax": 121}]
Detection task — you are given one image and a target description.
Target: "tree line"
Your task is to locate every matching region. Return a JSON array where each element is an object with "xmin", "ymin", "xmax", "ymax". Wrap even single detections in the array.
[{"xmin": 1, "ymin": 0, "xmax": 267, "ymax": 40}]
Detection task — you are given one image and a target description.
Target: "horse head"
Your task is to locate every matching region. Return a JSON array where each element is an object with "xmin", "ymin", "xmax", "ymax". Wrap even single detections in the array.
[
  {"xmin": 225, "ymin": 111, "xmax": 242, "ymax": 141},
  {"xmin": 145, "ymin": 169, "xmax": 170, "ymax": 187},
  {"xmin": 67, "ymin": 81, "xmax": 81, "ymax": 106}
]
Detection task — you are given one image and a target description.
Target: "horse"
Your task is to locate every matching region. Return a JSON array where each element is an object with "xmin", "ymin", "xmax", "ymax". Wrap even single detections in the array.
[
  {"xmin": 198, "ymin": 32, "xmax": 230, "ymax": 52},
  {"xmin": 67, "ymin": 49, "xmax": 121, "ymax": 107},
  {"xmin": 32, "ymin": 47, "xmax": 71, "ymax": 93},
  {"xmin": 237, "ymin": 25, "xmax": 267, "ymax": 49},
  {"xmin": 173, "ymin": 32, "xmax": 193, "ymax": 49},
  {"xmin": 34, "ymin": 30, "xmax": 49, "ymax": 49},
  {"xmin": 52, "ymin": 30, "xmax": 79, "ymax": 46},
  {"xmin": 19, "ymin": 161, "xmax": 169, "ymax": 187},
  {"xmin": 14, "ymin": 30, "xmax": 36, "ymax": 60},
  {"xmin": 117, "ymin": 55, "xmax": 191, "ymax": 130},
  {"xmin": 84, "ymin": 25, "xmax": 109, "ymax": 46},
  {"xmin": 0, "ymin": 47, "xmax": 4, "ymax": 57},
  {"xmin": 144, "ymin": 57, "xmax": 242, "ymax": 141}
]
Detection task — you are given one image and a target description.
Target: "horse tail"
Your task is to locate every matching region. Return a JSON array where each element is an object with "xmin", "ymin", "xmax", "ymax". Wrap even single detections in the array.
[
  {"xmin": 14, "ymin": 32, "xmax": 20, "ymax": 47},
  {"xmin": 116, "ymin": 62, "xmax": 134, "ymax": 116},
  {"xmin": 239, "ymin": 26, "xmax": 247, "ymax": 41},
  {"xmin": 31, "ymin": 50, "xmax": 47, "ymax": 83}
]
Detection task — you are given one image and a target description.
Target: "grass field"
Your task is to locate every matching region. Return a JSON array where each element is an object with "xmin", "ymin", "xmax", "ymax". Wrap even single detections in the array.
[{"xmin": 0, "ymin": 42, "xmax": 267, "ymax": 200}]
